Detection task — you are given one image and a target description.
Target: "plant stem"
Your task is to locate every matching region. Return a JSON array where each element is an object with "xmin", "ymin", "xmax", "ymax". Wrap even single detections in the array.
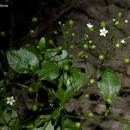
[
  {"xmin": 80, "ymin": 114, "xmax": 130, "ymax": 128},
  {"xmin": 81, "ymin": 115, "xmax": 106, "ymax": 128},
  {"xmin": 107, "ymin": 115, "xmax": 130, "ymax": 123},
  {"xmin": 10, "ymin": 0, "xmax": 14, "ymax": 49},
  {"xmin": 12, "ymin": 33, "xmax": 30, "ymax": 44}
]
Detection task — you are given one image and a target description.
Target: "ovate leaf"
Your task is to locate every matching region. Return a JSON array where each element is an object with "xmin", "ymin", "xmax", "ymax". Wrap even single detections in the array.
[
  {"xmin": 37, "ymin": 61, "xmax": 60, "ymax": 81},
  {"xmin": 98, "ymin": 68, "xmax": 121, "ymax": 102},
  {"xmin": 39, "ymin": 37, "xmax": 47, "ymax": 51},
  {"xmin": 24, "ymin": 114, "xmax": 51, "ymax": 129},
  {"xmin": 62, "ymin": 119, "xmax": 81, "ymax": 130},
  {"xmin": 1, "ymin": 108, "xmax": 19, "ymax": 130},
  {"xmin": 124, "ymin": 125, "xmax": 130, "ymax": 130},
  {"xmin": 7, "ymin": 49, "xmax": 39, "ymax": 74},
  {"xmin": 44, "ymin": 49, "xmax": 71, "ymax": 68},
  {"xmin": 56, "ymin": 68, "xmax": 86, "ymax": 106},
  {"xmin": 42, "ymin": 121, "xmax": 54, "ymax": 130},
  {"xmin": 21, "ymin": 44, "xmax": 42, "ymax": 61}
]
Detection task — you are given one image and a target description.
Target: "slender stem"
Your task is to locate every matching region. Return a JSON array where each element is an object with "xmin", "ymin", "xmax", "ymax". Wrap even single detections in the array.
[
  {"xmin": 81, "ymin": 115, "xmax": 106, "ymax": 128},
  {"xmin": 35, "ymin": 84, "xmax": 38, "ymax": 103},
  {"xmin": 8, "ymin": 83, "xmax": 28, "ymax": 88},
  {"xmin": 107, "ymin": 115, "xmax": 130, "ymax": 123},
  {"xmin": 12, "ymin": 33, "xmax": 30, "ymax": 44},
  {"xmin": 10, "ymin": 0, "xmax": 14, "ymax": 49},
  {"xmin": 107, "ymin": 56, "xmax": 122, "ymax": 61}
]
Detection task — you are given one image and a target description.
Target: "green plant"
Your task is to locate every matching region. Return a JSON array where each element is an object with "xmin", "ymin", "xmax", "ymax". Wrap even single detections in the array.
[{"xmin": 0, "ymin": 12, "xmax": 130, "ymax": 130}]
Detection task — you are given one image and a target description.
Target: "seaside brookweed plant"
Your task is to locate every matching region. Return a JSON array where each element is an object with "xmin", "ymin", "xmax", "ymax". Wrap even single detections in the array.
[{"xmin": 0, "ymin": 12, "xmax": 130, "ymax": 130}]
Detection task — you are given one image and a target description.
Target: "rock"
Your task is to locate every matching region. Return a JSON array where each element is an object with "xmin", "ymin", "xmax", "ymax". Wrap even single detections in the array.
[
  {"xmin": 95, "ymin": 104, "xmax": 106, "ymax": 115},
  {"xmin": 127, "ymin": 65, "xmax": 130, "ymax": 75}
]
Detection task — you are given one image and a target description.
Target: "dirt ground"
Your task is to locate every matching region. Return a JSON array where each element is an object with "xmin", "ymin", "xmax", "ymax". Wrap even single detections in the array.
[{"xmin": 15, "ymin": 0, "xmax": 130, "ymax": 129}]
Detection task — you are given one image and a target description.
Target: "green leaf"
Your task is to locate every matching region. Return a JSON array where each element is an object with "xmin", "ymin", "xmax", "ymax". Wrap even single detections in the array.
[
  {"xmin": 0, "ymin": 99, "xmax": 8, "ymax": 124},
  {"xmin": 21, "ymin": 44, "xmax": 42, "ymax": 61},
  {"xmin": 0, "ymin": 108, "xmax": 19, "ymax": 130},
  {"xmin": 7, "ymin": 49, "xmax": 39, "ymax": 74},
  {"xmin": 33, "ymin": 115, "xmax": 51, "ymax": 127},
  {"xmin": 42, "ymin": 121, "xmax": 54, "ymax": 130},
  {"xmin": 125, "ymin": 125, "xmax": 130, "ymax": 130},
  {"xmin": 98, "ymin": 68, "xmax": 121, "ymax": 102},
  {"xmin": 37, "ymin": 61, "xmax": 60, "ymax": 81},
  {"xmin": 62, "ymin": 119, "xmax": 81, "ymax": 130},
  {"xmin": 44, "ymin": 49, "xmax": 71, "ymax": 68},
  {"xmin": 23, "ymin": 115, "xmax": 51, "ymax": 129},
  {"xmin": 56, "ymin": 68, "xmax": 86, "ymax": 106},
  {"xmin": 0, "ymin": 126, "xmax": 11, "ymax": 130},
  {"xmin": 51, "ymin": 108, "xmax": 61, "ymax": 120},
  {"xmin": 39, "ymin": 37, "xmax": 46, "ymax": 51}
]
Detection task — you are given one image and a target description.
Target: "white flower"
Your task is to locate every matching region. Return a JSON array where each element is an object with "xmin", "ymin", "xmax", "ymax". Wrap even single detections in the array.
[
  {"xmin": 121, "ymin": 39, "xmax": 126, "ymax": 44},
  {"xmin": 7, "ymin": 96, "xmax": 15, "ymax": 105},
  {"xmin": 100, "ymin": 28, "xmax": 108, "ymax": 37},
  {"xmin": 87, "ymin": 23, "xmax": 93, "ymax": 28}
]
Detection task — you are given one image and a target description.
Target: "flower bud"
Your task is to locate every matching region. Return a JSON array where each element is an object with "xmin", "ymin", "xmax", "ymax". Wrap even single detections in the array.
[
  {"xmin": 112, "ymin": 19, "xmax": 116, "ymax": 22},
  {"xmin": 89, "ymin": 78, "xmax": 95, "ymax": 84},
  {"xmin": 123, "ymin": 58, "xmax": 129, "ymax": 64},
  {"xmin": 90, "ymin": 45, "xmax": 96, "ymax": 50},
  {"xmin": 32, "ymin": 104, "xmax": 38, "ymax": 111},
  {"xmin": 115, "ymin": 21, "xmax": 119, "ymax": 26},
  {"xmin": 85, "ymin": 34, "xmax": 88, "ymax": 38},
  {"xmin": 58, "ymin": 21, "xmax": 62, "ymax": 25},
  {"xmin": 118, "ymin": 12, "xmax": 122, "ymax": 17},
  {"xmin": 70, "ymin": 45, "xmax": 74, "ymax": 49},
  {"xmin": 124, "ymin": 19, "xmax": 128, "ymax": 24},
  {"xmin": 63, "ymin": 65, "xmax": 69, "ymax": 71},
  {"xmin": 114, "ymin": 43, "xmax": 120, "ymax": 49},
  {"xmin": 87, "ymin": 112, "xmax": 93, "ymax": 118},
  {"xmin": 62, "ymin": 24, "xmax": 65, "ymax": 28},
  {"xmin": 84, "ymin": 44, "xmax": 89, "ymax": 50},
  {"xmin": 106, "ymin": 98, "xmax": 112, "ymax": 104},
  {"xmin": 89, "ymin": 27, "xmax": 94, "ymax": 32},
  {"xmin": 78, "ymin": 51, "xmax": 83, "ymax": 57},
  {"xmin": 49, "ymin": 40, "xmax": 54, "ymax": 45},
  {"xmin": 54, "ymin": 31, "xmax": 58, "ymax": 35},
  {"xmin": 98, "ymin": 54, "xmax": 105, "ymax": 60},
  {"xmin": 101, "ymin": 21, "xmax": 106, "ymax": 28},
  {"xmin": 75, "ymin": 122, "xmax": 80, "ymax": 128},
  {"xmin": 28, "ymin": 87, "xmax": 33, "ymax": 94},
  {"xmin": 69, "ymin": 20, "xmax": 74, "ymax": 27},
  {"xmin": 89, "ymin": 40, "xmax": 92, "ymax": 44},
  {"xmin": 72, "ymin": 33, "xmax": 75, "ymax": 37},
  {"xmin": 30, "ymin": 30, "xmax": 35, "ymax": 35},
  {"xmin": 32, "ymin": 17, "xmax": 38, "ymax": 23},
  {"xmin": 57, "ymin": 46, "xmax": 63, "ymax": 51},
  {"xmin": 84, "ymin": 54, "xmax": 89, "ymax": 59},
  {"xmin": 84, "ymin": 93, "xmax": 90, "ymax": 99},
  {"xmin": 0, "ymin": 31, "xmax": 6, "ymax": 37}
]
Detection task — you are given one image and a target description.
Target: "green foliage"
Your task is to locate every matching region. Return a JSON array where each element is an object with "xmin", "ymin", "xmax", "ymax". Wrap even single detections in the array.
[
  {"xmin": 0, "ymin": 107, "xmax": 19, "ymax": 130},
  {"xmin": 56, "ymin": 68, "xmax": 86, "ymax": 106},
  {"xmin": 124, "ymin": 125, "xmax": 130, "ymax": 130},
  {"xmin": 21, "ymin": 44, "xmax": 42, "ymax": 61},
  {"xmin": 24, "ymin": 115, "xmax": 51, "ymax": 129},
  {"xmin": 98, "ymin": 68, "xmax": 121, "ymax": 103},
  {"xmin": 42, "ymin": 121, "xmax": 54, "ymax": 130},
  {"xmin": 44, "ymin": 49, "xmax": 71, "ymax": 68},
  {"xmin": 62, "ymin": 119, "xmax": 81, "ymax": 130},
  {"xmin": 1, "ymin": 12, "xmax": 130, "ymax": 130},
  {"xmin": 37, "ymin": 61, "xmax": 60, "ymax": 81},
  {"xmin": 7, "ymin": 49, "xmax": 39, "ymax": 74},
  {"xmin": 38, "ymin": 37, "xmax": 47, "ymax": 51}
]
